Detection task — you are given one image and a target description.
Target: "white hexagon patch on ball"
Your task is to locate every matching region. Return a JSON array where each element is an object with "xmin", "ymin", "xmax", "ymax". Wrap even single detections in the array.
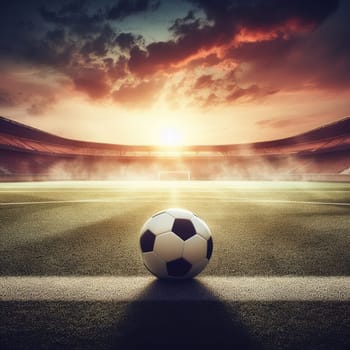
[{"xmin": 139, "ymin": 208, "xmax": 213, "ymax": 279}]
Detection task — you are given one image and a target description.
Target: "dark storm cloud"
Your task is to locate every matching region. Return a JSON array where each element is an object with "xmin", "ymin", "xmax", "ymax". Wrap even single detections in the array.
[
  {"xmin": 108, "ymin": 0, "xmax": 160, "ymax": 20},
  {"xmin": 0, "ymin": 0, "xmax": 348, "ymax": 108},
  {"xmin": 0, "ymin": 1, "xmax": 115, "ymax": 102},
  {"xmin": 226, "ymin": 1, "xmax": 350, "ymax": 92},
  {"xmin": 81, "ymin": 25, "xmax": 116, "ymax": 57},
  {"xmin": 128, "ymin": 18, "xmax": 219, "ymax": 76},
  {"xmin": 45, "ymin": 28, "xmax": 66, "ymax": 44},
  {"xmin": 127, "ymin": 0, "xmax": 340, "ymax": 77},
  {"xmin": 39, "ymin": 2, "xmax": 105, "ymax": 36},
  {"xmin": 115, "ymin": 32, "xmax": 144, "ymax": 51},
  {"xmin": 0, "ymin": 0, "xmax": 166, "ymax": 102},
  {"xmin": 189, "ymin": 0, "xmax": 338, "ymax": 27},
  {"xmin": 0, "ymin": 1, "xmax": 95, "ymax": 66},
  {"xmin": 58, "ymin": 0, "xmax": 89, "ymax": 15}
]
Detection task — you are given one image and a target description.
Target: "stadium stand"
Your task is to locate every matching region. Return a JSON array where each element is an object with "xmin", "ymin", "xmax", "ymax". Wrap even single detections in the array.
[{"xmin": 1, "ymin": 116, "xmax": 350, "ymax": 181}]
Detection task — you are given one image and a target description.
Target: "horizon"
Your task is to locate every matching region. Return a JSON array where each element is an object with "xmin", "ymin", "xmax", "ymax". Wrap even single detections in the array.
[{"xmin": 0, "ymin": 0, "xmax": 349, "ymax": 145}]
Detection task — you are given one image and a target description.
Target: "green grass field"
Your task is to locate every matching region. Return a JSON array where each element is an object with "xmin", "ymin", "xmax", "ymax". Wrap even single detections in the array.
[{"xmin": 0, "ymin": 181, "xmax": 349, "ymax": 349}]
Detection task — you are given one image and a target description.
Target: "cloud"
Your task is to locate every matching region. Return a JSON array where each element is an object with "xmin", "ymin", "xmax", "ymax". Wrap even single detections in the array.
[
  {"xmin": 127, "ymin": 0, "xmax": 339, "ymax": 81},
  {"xmin": 225, "ymin": 84, "xmax": 278, "ymax": 103},
  {"xmin": 185, "ymin": 53, "xmax": 221, "ymax": 69},
  {"xmin": 113, "ymin": 79, "xmax": 163, "ymax": 108},
  {"xmin": 189, "ymin": 72, "xmax": 279, "ymax": 107},
  {"xmin": 0, "ymin": 1, "xmax": 161, "ymax": 103},
  {"xmin": 108, "ymin": 0, "xmax": 160, "ymax": 20},
  {"xmin": 39, "ymin": 2, "xmax": 104, "ymax": 36},
  {"xmin": 70, "ymin": 67, "xmax": 111, "ymax": 99},
  {"xmin": 188, "ymin": 0, "xmax": 338, "ymax": 28},
  {"xmin": 255, "ymin": 113, "xmax": 329, "ymax": 132},
  {"xmin": 59, "ymin": 0, "xmax": 89, "ymax": 15},
  {"xmin": 0, "ymin": 66, "xmax": 66, "ymax": 115},
  {"xmin": 81, "ymin": 25, "xmax": 116, "ymax": 57},
  {"xmin": 0, "ymin": 89, "xmax": 16, "ymax": 107},
  {"xmin": 26, "ymin": 95, "xmax": 58, "ymax": 116},
  {"xmin": 257, "ymin": 119, "xmax": 296, "ymax": 130},
  {"xmin": 193, "ymin": 74, "xmax": 214, "ymax": 90},
  {"xmin": 163, "ymin": 67, "xmax": 280, "ymax": 110},
  {"xmin": 227, "ymin": 2, "xmax": 350, "ymax": 92},
  {"xmin": 0, "ymin": 0, "xmax": 346, "ymax": 112},
  {"xmin": 184, "ymin": 0, "xmax": 350, "ymax": 97},
  {"xmin": 115, "ymin": 32, "xmax": 144, "ymax": 51}
]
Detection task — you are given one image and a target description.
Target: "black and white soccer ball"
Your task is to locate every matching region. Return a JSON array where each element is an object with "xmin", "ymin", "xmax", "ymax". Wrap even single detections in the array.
[{"xmin": 139, "ymin": 208, "xmax": 213, "ymax": 279}]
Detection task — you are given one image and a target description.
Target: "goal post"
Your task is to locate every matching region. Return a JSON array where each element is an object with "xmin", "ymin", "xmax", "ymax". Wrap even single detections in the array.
[{"xmin": 158, "ymin": 170, "xmax": 191, "ymax": 181}]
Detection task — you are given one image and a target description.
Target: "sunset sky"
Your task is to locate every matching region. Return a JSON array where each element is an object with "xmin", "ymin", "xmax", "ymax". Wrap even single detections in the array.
[{"xmin": 0, "ymin": 0, "xmax": 349, "ymax": 145}]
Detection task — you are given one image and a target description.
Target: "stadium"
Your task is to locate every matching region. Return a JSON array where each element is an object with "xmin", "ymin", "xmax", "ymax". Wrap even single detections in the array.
[
  {"xmin": 1, "ymin": 115, "xmax": 350, "ymax": 182},
  {"xmin": 0, "ymin": 116, "xmax": 349, "ymax": 349}
]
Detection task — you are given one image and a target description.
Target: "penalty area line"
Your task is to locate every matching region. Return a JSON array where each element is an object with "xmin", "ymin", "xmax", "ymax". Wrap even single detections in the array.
[{"xmin": 0, "ymin": 276, "xmax": 349, "ymax": 302}]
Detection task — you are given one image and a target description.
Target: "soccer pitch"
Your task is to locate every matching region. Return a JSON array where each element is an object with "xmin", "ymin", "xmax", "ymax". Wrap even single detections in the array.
[{"xmin": 0, "ymin": 181, "xmax": 349, "ymax": 349}]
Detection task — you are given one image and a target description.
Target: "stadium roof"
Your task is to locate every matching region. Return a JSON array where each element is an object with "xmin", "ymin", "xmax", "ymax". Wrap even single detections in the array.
[{"xmin": 1, "ymin": 116, "xmax": 350, "ymax": 158}]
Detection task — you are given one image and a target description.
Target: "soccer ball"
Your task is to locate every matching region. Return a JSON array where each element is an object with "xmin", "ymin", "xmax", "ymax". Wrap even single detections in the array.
[{"xmin": 139, "ymin": 208, "xmax": 213, "ymax": 279}]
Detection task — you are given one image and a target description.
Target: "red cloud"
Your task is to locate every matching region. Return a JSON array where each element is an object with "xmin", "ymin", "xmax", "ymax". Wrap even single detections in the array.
[
  {"xmin": 113, "ymin": 79, "xmax": 164, "ymax": 108},
  {"xmin": 193, "ymin": 74, "xmax": 214, "ymax": 90},
  {"xmin": 70, "ymin": 68, "xmax": 111, "ymax": 99}
]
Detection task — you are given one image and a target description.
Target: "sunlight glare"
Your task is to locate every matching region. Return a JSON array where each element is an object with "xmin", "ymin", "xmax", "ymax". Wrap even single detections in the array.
[{"xmin": 160, "ymin": 127, "xmax": 182, "ymax": 146}]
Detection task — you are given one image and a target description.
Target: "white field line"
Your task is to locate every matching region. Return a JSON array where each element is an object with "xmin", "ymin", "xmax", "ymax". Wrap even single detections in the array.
[
  {"xmin": 1, "ymin": 190, "xmax": 350, "ymax": 193},
  {"xmin": 1, "ymin": 199, "xmax": 350, "ymax": 206},
  {"xmin": 0, "ymin": 276, "xmax": 349, "ymax": 302},
  {"xmin": 226, "ymin": 199, "xmax": 350, "ymax": 206}
]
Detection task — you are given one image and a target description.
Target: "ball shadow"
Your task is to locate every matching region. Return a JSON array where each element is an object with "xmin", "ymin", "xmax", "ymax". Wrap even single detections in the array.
[{"xmin": 112, "ymin": 278, "xmax": 262, "ymax": 350}]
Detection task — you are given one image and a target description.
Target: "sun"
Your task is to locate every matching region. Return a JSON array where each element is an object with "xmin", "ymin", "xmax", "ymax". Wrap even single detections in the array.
[{"xmin": 160, "ymin": 127, "xmax": 182, "ymax": 146}]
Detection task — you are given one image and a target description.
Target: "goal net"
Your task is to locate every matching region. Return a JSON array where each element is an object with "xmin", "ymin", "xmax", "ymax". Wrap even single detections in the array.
[{"xmin": 158, "ymin": 170, "xmax": 191, "ymax": 181}]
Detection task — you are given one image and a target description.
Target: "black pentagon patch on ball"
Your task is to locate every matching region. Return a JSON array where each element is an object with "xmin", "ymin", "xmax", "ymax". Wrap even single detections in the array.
[
  {"xmin": 172, "ymin": 218, "xmax": 197, "ymax": 241},
  {"xmin": 140, "ymin": 230, "xmax": 156, "ymax": 252},
  {"xmin": 167, "ymin": 258, "xmax": 192, "ymax": 277},
  {"xmin": 207, "ymin": 237, "xmax": 213, "ymax": 259}
]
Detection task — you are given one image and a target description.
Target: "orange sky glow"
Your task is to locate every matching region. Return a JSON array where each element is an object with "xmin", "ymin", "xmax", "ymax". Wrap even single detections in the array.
[{"xmin": 0, "ymin": 0, "xmax": 349, "ymax": 145}]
